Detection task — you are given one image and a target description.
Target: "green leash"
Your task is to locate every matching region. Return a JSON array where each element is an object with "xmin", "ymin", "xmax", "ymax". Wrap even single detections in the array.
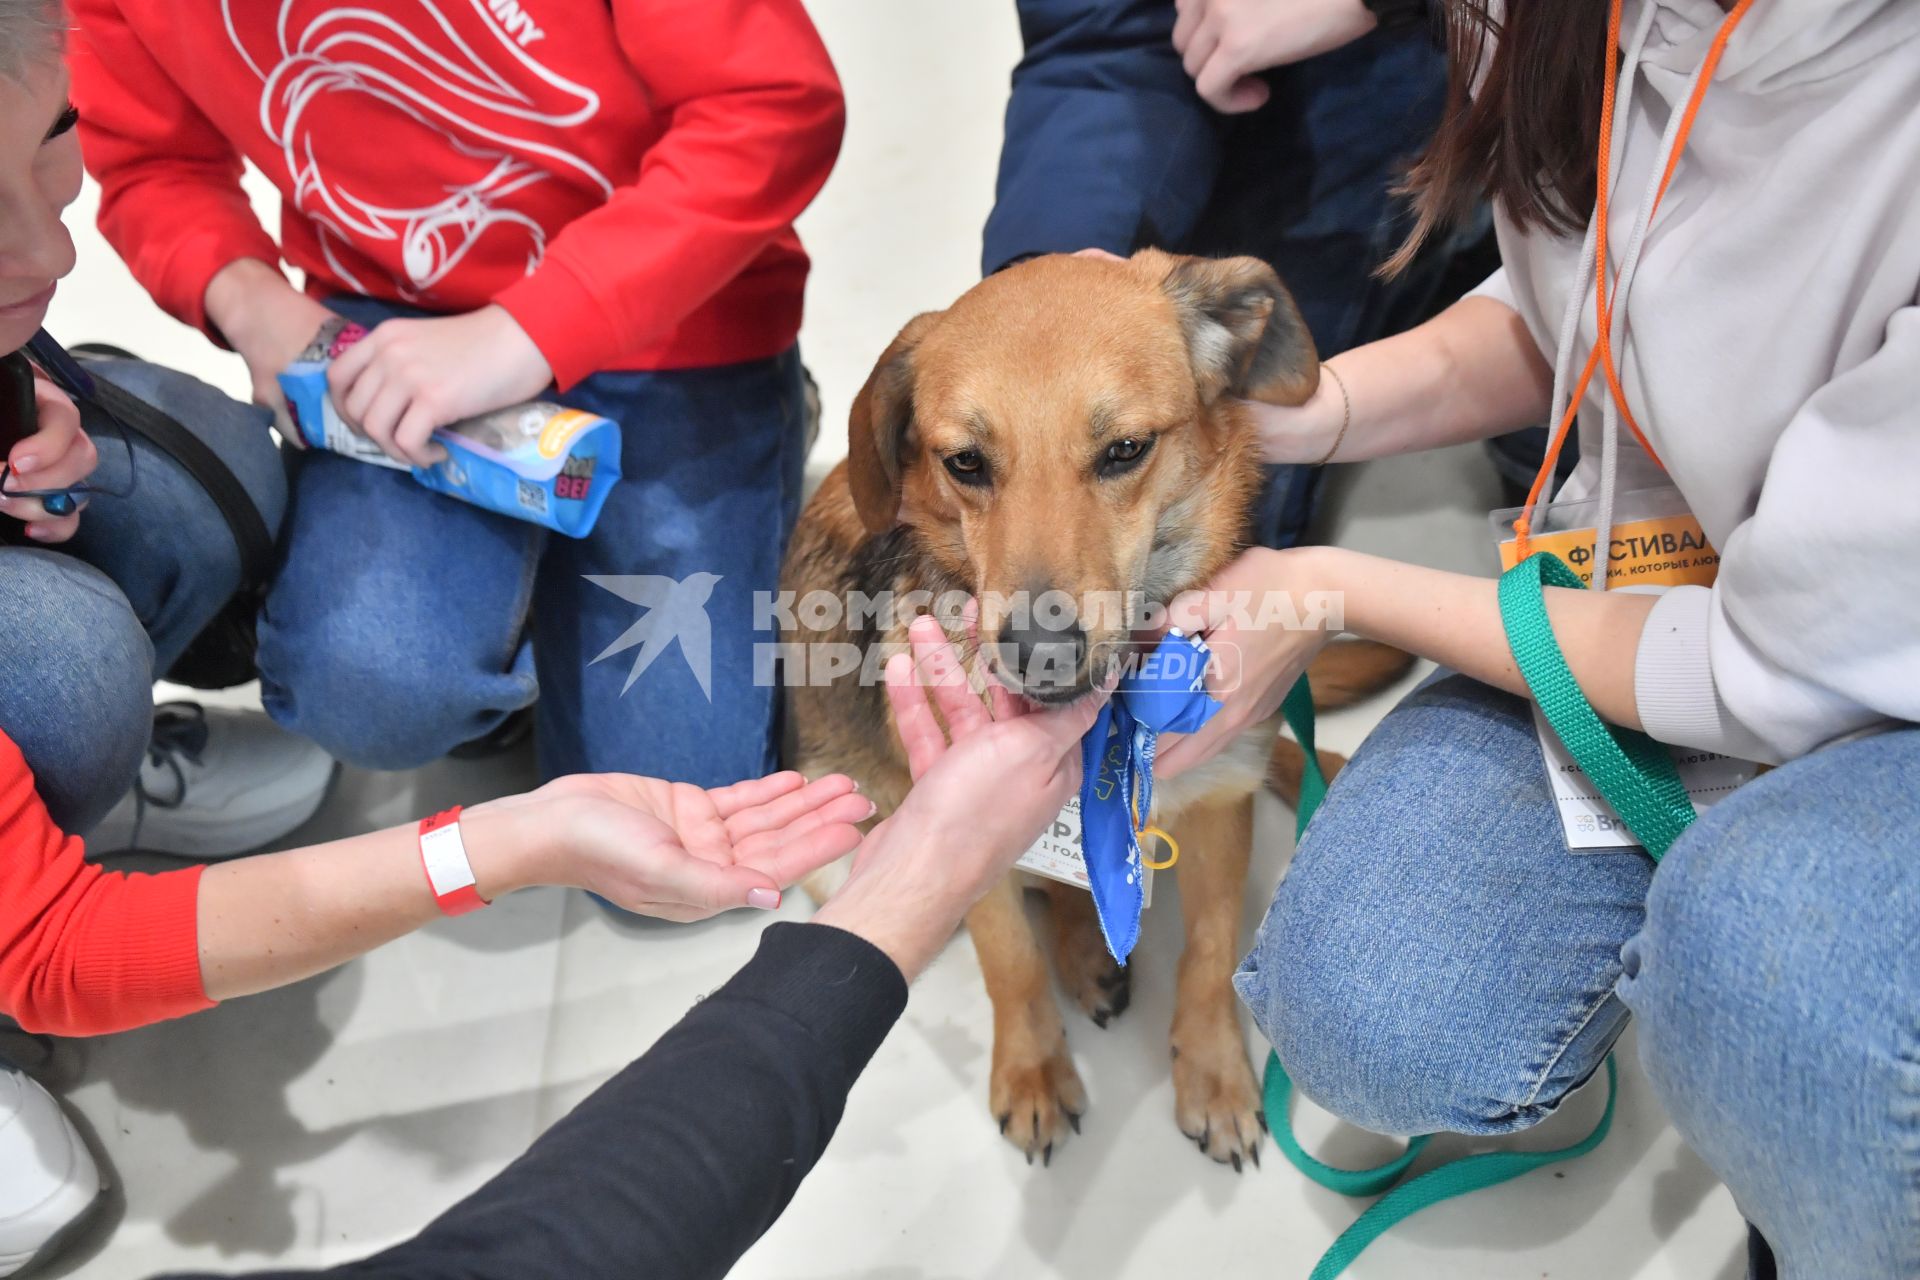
[
  {"xmin": 1499, "ymin": 552, "xmax": 1694, "ymax": 860},
  {"xmin": 1266, "ymin": 552, "xmax": 1691, "ymax": 1278}
]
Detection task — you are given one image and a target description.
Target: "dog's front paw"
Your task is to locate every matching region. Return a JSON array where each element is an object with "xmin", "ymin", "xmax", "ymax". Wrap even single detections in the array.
[
  {"xmin": 1171, "ymin": 1020, "xmax": 1264, "ymax": 1172},
  {"xmin": 1044, "ymin": 888, "xmax": 1132, "ymax": 1028},
  {"xmin": 989, "ymin": 1011, "xmax": 1087, "ymax": 1167}
]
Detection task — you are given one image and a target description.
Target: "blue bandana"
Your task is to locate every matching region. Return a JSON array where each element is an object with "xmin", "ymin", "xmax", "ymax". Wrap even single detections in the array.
[{"xmin": 1078, "ymin": 630, "xmax": 1222, "ymax": 963}]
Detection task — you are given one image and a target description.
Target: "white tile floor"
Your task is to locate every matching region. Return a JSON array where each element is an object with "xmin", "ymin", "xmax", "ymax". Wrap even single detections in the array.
[{"xmin": 33, "ymin": 3, "xmax": 1746, "ymax": 1276}]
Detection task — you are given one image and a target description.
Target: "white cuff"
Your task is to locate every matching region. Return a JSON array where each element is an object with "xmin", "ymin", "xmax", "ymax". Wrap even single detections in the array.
[{"xmin": 1634, "ymin": 587, "xmax": 1773, "ymax": 762}]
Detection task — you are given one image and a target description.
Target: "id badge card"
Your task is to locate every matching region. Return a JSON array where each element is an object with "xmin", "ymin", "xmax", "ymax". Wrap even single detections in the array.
[
  {"xmin": 1015, "ymin": 795, "xmax": 1154, "ymax": 907},
  {"xmin": 1492, "ymin": 486, "xmax": 1757, "ymax": 850},
  {"xmin": 1492, "ymin": 486, "xmax": 1720, "ymax": 588}
]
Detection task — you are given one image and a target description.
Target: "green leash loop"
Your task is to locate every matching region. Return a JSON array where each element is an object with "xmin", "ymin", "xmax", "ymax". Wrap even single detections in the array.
[
  {"xmin": 1262, "ymin": 1055, "xmax": 1618, "ymax": 1280},
  {"xmin": 1498, "ymin": 552, "xmax": 1693, "ymax": 860},
  {"xmin": 1264, "ymin": 553, "xmax": 1691, "ymax": 1276}
]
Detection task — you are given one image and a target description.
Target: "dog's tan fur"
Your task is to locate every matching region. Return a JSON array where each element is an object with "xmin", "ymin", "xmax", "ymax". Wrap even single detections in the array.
[{"xmin": 781, "ymin": 249, "xmax": 1410, "ymax": 1168}]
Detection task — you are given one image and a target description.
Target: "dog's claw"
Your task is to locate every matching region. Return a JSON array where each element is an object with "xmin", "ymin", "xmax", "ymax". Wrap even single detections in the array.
[
  {"xmin": 1066, "ymin": 1110, "xmax": 1082, "ymax": 1135},
  {"xmin": 1025, "ymin": 1149, "xmax": 1033, "ymax": 1167},
  {"xmin": 1250, "ymin": 1144, "xmax": 1261, "ymax": 1170},
  {"xmin": 1256, "ymin": 1109, "xmax": 1269, "ymax": 1134},
  {"xmin": 1092, "ymin": 1010, "xmax": 1110, "ymax": 1030},
  {"xmin": 999, "ymin": 1112, "xmax": 1011, "ymax": 1135},
  {"xmin": 1230, "ymin": 1152, "xmax": 1243, "ymax": 1174},
  {"xmin": 1043, "ymin": 1143, "xmax": 1053, "ymax": 1168}
]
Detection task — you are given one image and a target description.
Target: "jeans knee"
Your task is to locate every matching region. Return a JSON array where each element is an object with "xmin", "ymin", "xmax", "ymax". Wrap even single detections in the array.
[
  {"xmin": 1625, "ymin": 800, "xmax": 1832, "ymax": 1062},
  {"xmin": 1236, "ymin": 885, "xmax": 1571, "ymax": 1139},
  {"xmin": 0, "ymin": 552, "xmax": 154, "ymax": 829},
  {"xmin": 88, "ymin": 359, "xmax": 287, "ymax": 533},
  {"xmin": 258, "ymin": 631, "xmax": 523, "ymax": 771}
]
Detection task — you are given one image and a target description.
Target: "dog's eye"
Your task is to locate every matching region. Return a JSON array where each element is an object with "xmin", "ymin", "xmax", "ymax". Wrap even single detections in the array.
[
  {"xmin": 1100, "ymin": 436, "xmax": 1154, "ymax": 475},
  {"xmin": 944, "ymin": 449, "xmax": 989, "ymax": 486}
]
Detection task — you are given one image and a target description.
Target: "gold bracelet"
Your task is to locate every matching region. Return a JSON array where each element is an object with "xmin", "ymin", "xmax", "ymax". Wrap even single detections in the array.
[{"xmin": 1311, "ymin": 361, "xmax": 1352, "ymax": 467}]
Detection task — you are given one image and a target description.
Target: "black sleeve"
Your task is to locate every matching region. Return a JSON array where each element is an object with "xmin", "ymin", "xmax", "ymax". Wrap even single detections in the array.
[
  {"xmin": 166, "ymin": 922, "xmax": 908, "ymax": 1280},
  {"xmin": 982, "ymin": 0, "xmax": 1227, "ymax": 275}
]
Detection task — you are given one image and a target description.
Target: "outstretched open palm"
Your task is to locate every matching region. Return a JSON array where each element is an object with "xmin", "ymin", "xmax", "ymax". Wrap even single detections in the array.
[{"xmin": 486, "ymin": 770, "xmax": 873, "ymax": 921}]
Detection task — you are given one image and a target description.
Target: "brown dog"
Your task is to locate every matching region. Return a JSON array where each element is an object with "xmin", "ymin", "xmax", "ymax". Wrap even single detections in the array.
[{"xmin": 780, "ymin": 249, "xmax": 1410, "ymax": 1169}]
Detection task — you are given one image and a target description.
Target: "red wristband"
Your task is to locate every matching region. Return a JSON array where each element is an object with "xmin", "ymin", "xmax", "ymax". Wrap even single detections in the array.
[{"xmin": 418, "ymin": 806, "xmax": 488, "ymax": 916}]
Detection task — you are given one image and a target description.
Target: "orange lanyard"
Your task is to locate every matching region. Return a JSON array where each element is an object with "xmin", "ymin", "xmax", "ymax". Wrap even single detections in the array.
[{"xmin": 1512, "ymin": 0, "xmax": 1756, "ymax": 556}]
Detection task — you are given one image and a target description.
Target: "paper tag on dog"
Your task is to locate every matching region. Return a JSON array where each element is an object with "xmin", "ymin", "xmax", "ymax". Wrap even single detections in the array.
[
  {"xmin": 1531, "ymin": 708, "xmax": 1756, "ymax": 849},
  {"xmin": 1016, "ymin": 795, "xmax": 1152, "ymax": 907}
]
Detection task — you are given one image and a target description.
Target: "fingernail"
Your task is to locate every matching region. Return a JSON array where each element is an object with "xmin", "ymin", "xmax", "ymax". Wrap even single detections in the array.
[
  {"xmin": 11, "ymin": 455, "xmax": 36, "ymax": 475},
  {"xmin": 864, "ymin": 799, "xmax": 880, "ymax": 819},
  {"xmin": 24, "ymin": 525, "xmax": 52, "ymax": 541},
  {"xmin": 747, "ymin": 888, "xmax": 780, "ymax": 910}
]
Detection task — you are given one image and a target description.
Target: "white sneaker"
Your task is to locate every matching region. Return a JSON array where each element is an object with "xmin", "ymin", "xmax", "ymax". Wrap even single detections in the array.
[
  {"xmin": 0, "ymin": 1062, "xmax": 102, "ymax": 1277},
  {"xmin": 86, "ymin": 703, "xmax": 336, "ymax": 859}
]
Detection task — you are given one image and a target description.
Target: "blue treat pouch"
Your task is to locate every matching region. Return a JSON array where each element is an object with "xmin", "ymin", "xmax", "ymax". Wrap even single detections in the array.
[{"xmin": 278, "ymin": 319, "xmax": 622, "ymax": 538}]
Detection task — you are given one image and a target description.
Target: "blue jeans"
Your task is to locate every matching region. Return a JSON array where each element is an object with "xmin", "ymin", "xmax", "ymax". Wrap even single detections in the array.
[
  {"xmin": 257, "ymin": 297, "xmax": 807, "ymax": 783},
  {"xmin": 0, "ymin": 358, "xmax": 286, "ymax": 831},
  {"xmin": 1235, "ymin": 673, "xmax": 1920, "ymax": 1279}
]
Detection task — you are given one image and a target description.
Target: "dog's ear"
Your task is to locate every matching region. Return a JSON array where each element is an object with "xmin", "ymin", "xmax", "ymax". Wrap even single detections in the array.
[
  {"xmin": 847, "ymin": 311, "xmax": 941, "ymax": 533},
  {"xmin": 1160, "ymin": 255, "xmax": 1319, "ymax": 406}
]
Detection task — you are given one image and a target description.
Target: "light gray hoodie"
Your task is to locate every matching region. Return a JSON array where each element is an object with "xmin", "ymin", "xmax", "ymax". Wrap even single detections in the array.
[{"xmin": 1475, "ymin": 0, "xmax": 1920, "ymax": 764}]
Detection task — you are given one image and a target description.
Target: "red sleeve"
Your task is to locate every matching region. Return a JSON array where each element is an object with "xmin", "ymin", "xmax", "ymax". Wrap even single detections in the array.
[
  {"xmin": 67, "ymin": 0, "xmax": 283, "ymax": 338},
  {"xmin": 494, "ymin": 0, "xmax": 846, "ymax": 389},
  {"xmin": 0, "ymin": 734, "xmax": 210, "ymax": 1037}
]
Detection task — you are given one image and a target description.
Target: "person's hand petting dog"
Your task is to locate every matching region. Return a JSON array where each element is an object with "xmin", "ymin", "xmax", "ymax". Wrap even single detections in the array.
[
  {"xmin": 1172, "ymin": 0, "xmax": 1380, "ymax": 113},
  {"xmin": 814, "ymin": 613, "xmax": 1112, "ymax": 979},
  {"xmin": 0, "ymin": 369, "xmax": 95, "ymax": 542},
  {"xmin": 324, "ymin": 305, "xmax": 554, "ymax": 468},
  {"xmin": 469, "ymin": 770, "xmax": 876, "ymax": 922},
  {"xmin": 1154, "ymin": 546, "xmax": 1335, "ymax": 779}
]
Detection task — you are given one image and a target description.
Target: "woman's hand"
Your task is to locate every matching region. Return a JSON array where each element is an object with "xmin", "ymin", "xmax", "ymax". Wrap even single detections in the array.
[
  {"xmin": 1154, "ymin": 546, "xmax": 1337, "ymax": 779},
  {"xmin": 1243, "ymin": 364, "xmax": 1347, "ymax": 464},
  {"xmin": 326, "ymin": 306, "xmax": 554, "ymax": 468},
  {"xmin": 814, "ymin": 614, "xmax": 1111, "ymax": 978},
  {"xmin": 475, "ymin": 770, "xmax": 875, "ymax": 921},
  {"xmin": 204, "ymin": 257, "xmax": 337, "ymax": 441},
  {"xmin": 1172, "ymin": 0, "xmax": 1379, "ymax": 113},
  {"xmin": 0, "ymin": 372, "xmax": 95, "ymax": 542}
]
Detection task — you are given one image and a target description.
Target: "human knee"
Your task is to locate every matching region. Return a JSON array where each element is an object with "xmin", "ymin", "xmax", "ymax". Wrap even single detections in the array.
[
  {"xmin": 1235, "ymin": 877, "xmax": 1579, "ymax": 1140},
  {"xmin": 88, "ymin": 359, "xmax": 287, "ymax": 533},
  {"xmin": 0, "ymin": 552, "xmax": 153, "ymax": 829},
  {"xmin": 1625, "ymin": 757, "xmax": 1897, "ymax": 1046},
  {"xmin": 257, "ymin": 627, "xmax": 506, "ymax": 770},
  {"xmin": 1625, "ymin": 776, "xmax": 1902, "ymax": 1095}
]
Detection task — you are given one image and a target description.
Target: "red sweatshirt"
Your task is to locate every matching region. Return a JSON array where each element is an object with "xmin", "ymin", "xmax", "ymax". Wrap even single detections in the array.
[
  {"xmin": 0, "ymin": 732, "xmax": 210, "ymax": 1036},
  {"xmin": 68, "ymin": 0, "xmax": 845, "ymax": 389}
]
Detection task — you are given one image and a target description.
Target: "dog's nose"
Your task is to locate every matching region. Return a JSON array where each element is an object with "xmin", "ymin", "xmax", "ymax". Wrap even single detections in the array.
[{"xmin": 998, "ymin": 616, "xmax": 1088, "ymax": 696}]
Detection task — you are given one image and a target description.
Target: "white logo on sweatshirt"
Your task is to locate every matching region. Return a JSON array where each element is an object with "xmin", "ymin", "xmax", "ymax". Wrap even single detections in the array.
[
  {"xmin": 224, "ymin": 0, "xmax": 607, "ymax": 299},
  {"xmin": 486, "ymin": 0, "xmax": 545, "ymax": 47}
]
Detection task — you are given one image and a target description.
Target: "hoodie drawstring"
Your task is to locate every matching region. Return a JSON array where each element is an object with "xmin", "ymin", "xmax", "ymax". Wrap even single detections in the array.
[{"xmin": 1512, "ymin": 0, "xmax": 1759, "ymax": 568}]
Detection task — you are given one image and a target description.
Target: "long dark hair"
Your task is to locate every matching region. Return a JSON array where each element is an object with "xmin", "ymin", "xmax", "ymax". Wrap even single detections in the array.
[{"xmin": 1387, "ymin": 1, "xmax": 1610, "ymax": 274}]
